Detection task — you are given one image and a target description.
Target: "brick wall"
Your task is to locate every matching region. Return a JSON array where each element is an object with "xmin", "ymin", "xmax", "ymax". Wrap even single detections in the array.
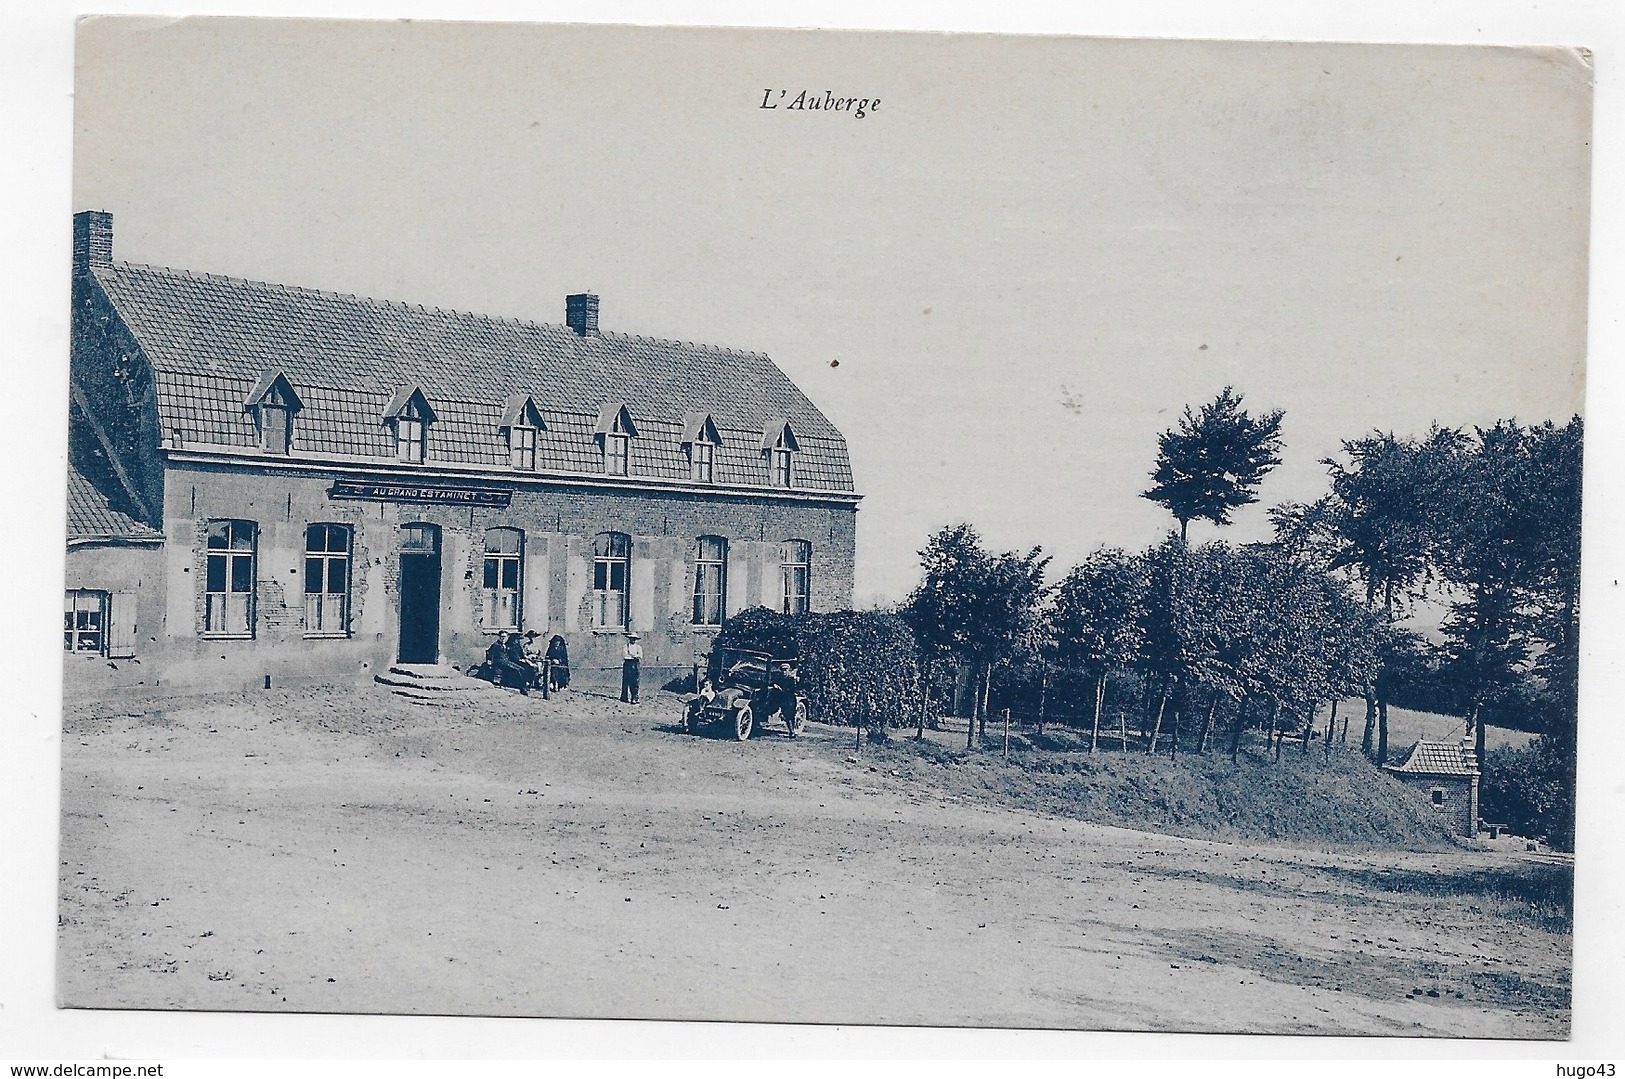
[
  {"xmin": 142, "ymin": 461, "xmax": 857, "ymax": 691},
  {"xmin": 1394, "ymin": 772, "xmax": 1478, "ymax": 836}
]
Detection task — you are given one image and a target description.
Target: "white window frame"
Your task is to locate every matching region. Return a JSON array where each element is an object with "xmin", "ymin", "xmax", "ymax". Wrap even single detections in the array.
[
  {"xmin": 693, "ymin": 536, "xmax": 728, "ymax": 627},
  {"xmin": 690, "ymin": 439, "xmax": 715, "ymax": 483},
  {"xmin": 483, "ymin": 528, "xmax": 524, "ymax": 631},
  {"xmin": 304, "ymin": 524, "xmax": 352, "ymax": 637},
  {"xmin": 64, "ymin": 589, "xmax": 108, "ymax": 654},
  {"xmin": 781, "ymin": 540, "xmax": 811, "ymax": 616},
  {"xmin": 203, "ymin": 520, "xmax": 257, "ymax": 638},
  {"xmin": 509, "ymin": 424, "xmax": 538, "ymax": 471},
  {"xmin": 603, "ymin": 431, "xmax": 630, "ymax": 476},
  {"xmin": 770, "ymin": 446, "xmax": 794, "ymax": 488},
  {"xmin": 259, "ymin": 402, "xmax": 292, "ymax": 454},
  {"xmin": 396, "ymin": 416, "xmax": 426, "ymax": 463},
  {"xmin": 592, "ymin": 532, "xmax": 631, "ymax": 629}
]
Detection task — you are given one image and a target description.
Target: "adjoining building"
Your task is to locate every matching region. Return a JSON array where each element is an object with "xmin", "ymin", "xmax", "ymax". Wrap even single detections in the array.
[
  {"xmin": 65, "ymin": 211, "xmax": 860, "ymax": 694},
  {"xmin": 1383, "ymin": 738, "xmax": 1480, "ymax": 837},
  {"xmin": 64, "ymin": 393, "xmax": 164, "ymax": 672}
]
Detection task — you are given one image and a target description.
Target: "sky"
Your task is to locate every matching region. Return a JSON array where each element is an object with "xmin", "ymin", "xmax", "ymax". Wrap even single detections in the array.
[{"xmin": 72, "ymin": 18, "xmax": 1592, "ymax": 606}]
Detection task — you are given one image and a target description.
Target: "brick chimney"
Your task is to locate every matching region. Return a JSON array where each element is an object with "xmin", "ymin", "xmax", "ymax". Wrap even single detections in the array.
[
  {"xmin": 566, "ymin": 292, "xmax": 599, "ymax": 336},
  {"xmin": 73, "ymin": 210, "xmax": 114, "ymax": 273}
]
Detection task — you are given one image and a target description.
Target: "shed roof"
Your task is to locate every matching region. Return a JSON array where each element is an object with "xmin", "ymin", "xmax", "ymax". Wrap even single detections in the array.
[
  {"xmin": 66, "ymin": 462, "xmax": 161, "ymax": 544},
  {"xmin": 1386, "ymin": 739, "xmax": 1479, "ymax": 777},
  {"xmin": 66, "ymin": 395, "xmax": 162, "ymax": 544}
]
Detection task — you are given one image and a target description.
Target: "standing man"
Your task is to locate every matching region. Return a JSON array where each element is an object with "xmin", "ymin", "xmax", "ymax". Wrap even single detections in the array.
[{"xmin": 621, "ymin": 631, "xmax": 642, "ymax": 704}]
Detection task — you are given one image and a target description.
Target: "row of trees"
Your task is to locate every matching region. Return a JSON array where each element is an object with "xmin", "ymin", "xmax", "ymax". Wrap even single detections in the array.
[
  {"xmin": 1281, "ymin": 417, "xmax": 1582, "ymax": 769},
  {"xmin": 901, "ymin": 389, "xmax": 1581, "ymax": 844},
  {"xmin": 908, "ymin": 524, "xmax": 1380, "ymax": 760}
]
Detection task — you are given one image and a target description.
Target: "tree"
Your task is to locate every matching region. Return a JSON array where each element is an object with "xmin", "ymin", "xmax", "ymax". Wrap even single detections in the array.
[
  {"xmin": 1435, "ymin": 419, "xmax": 1582, "ymax": 766},
  {"xmin": 1144, "ymin": 387, "xmax": 1285, "ymax": 544},
  {"xmin": 906, "ymin": 525, "xmax": 1048, "ymax": 748},
  {"xmin": 974, "ymin": 545, "xmax": 1052, "ymax": 741},
  {"xmin": 1297, "ymin": 427, "xmax": 1464, "ymax": 763},
  {"xmin": 1051, "ymin": 548, "xmax": 1149, "ymax": 752},
  {"xmin": 906, "ymin": 524, "xmax": 992, "ymax": 744}
]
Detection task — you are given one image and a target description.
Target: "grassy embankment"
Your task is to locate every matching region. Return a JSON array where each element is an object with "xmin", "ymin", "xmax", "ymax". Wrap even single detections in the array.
[
  {"xmin": 870, "ymin": 730, "xmax": 1458, "ymax": 847},
  {"xmin": 848, "ymin": 721, "xmax": 1571, "ymax": 930}
]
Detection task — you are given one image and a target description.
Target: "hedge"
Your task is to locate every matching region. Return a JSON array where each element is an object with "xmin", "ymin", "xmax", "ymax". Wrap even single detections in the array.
[{"xmin": 710, "ymin": 607, "xmax": 926, "ymax": 739}]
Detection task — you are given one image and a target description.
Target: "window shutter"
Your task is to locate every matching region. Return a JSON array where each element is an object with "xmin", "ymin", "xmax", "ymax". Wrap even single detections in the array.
[{"xmin": 106, "ymin": 592, "xmax": 137, "ymax": 659}]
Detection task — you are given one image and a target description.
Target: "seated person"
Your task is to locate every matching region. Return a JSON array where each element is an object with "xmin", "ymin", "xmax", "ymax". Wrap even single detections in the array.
[
  {"xmin": 485, "ymin": 631, "xmax": 531, "ymax": 694},
  {"xmin": 483, "ymin": 632, "xmax": 510, "ymax": 678},
  {"xmin": 506, "ymin": 630, "xmax": 540, "ymax": 692}
]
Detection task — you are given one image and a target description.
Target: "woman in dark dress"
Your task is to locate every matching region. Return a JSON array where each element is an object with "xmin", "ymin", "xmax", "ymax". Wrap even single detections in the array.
[{"xmin": 545, "ymin": 634, "xmax": 570, "ymax": 691}]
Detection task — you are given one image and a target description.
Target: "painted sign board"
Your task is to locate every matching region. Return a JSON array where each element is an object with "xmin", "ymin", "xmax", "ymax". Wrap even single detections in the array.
[{"xmin": 328, "ymin": 479, "xmax": 514, "ymax": 507}]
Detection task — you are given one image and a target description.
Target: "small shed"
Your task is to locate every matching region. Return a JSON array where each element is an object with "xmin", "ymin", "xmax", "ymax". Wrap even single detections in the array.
[{"xmin": 1384, "ymin": 739, "xmax": 1479, "ymax": 836}]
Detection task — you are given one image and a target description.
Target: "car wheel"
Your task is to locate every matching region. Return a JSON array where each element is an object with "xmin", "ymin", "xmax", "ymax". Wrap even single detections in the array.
[
  {"xmin": 684, "ymin": 702, "xmax": 702, "ymax": 735},
  {"xmin": 733, "ymin": 703, "xmax": 754, "ymax": 741},
  {"xmin": 788, "ymin": 698, "xmax": 808, "ymax": 738}
]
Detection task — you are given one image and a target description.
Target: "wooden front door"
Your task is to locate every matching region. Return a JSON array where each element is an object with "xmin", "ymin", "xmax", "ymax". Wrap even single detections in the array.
[{"xmin": 398, "ymin": 523, "xmax": 441, "ymax": 664}]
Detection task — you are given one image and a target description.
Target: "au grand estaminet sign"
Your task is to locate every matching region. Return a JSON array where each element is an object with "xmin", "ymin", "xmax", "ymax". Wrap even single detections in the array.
[{"xmin": 328, "ymin": 479, "xmax": 514, "ymax": 507}]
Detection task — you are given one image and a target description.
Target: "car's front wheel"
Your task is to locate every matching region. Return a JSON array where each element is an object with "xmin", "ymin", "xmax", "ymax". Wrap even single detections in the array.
[
  {"xmin": 732, "ymin": 703, "xmax": 754, "ymax": 741},
  {"xmin": 684, "ymin": 701, "xmax": 703, "ymax": 735},
  {"xmin": 788, "ymin": 698, "xmax": 808, "ymax": 738}
]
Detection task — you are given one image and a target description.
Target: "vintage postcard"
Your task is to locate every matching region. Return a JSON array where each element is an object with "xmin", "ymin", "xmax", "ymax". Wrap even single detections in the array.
[{"xmin": 60, "ymin": 17, "xmax": 1589, "ymax": 1036}]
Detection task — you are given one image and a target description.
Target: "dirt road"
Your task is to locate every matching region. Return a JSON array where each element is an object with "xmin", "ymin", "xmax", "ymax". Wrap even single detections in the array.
[{"xmin": 57, "ymin": 684, "xmax": 1569, "ymax": 1036}]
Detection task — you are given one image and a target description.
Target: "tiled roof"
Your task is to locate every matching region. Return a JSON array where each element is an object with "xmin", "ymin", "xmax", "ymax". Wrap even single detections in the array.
[
  {"xmin": 66, "ymin": 395, "xmax": 162, "ymax": 543},
  {"xmin": 66, "ymin": 463, "xmax": 161, "ymax": 543},
  {"xmin": 1386, "ymin": 739, "xmax": 1479, "ymax": 777},
  {"xmin": 92, "ymin": 261, "xmax": 854, "ymax": 494}
]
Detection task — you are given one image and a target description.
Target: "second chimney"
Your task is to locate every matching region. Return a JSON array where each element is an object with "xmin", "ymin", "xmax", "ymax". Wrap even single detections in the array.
[{"xmin": 566, "ymin": 293, "xmax": 600, "ymax": 336}]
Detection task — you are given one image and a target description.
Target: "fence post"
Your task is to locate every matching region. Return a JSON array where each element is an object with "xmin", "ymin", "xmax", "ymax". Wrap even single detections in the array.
[
  {"xmin": 541, "ymin": 658, "xmax": 551, "ymax": 699},
  {"xmin": 1003, "ymin": 707, "xmax": 1010, "ymax": 760}
]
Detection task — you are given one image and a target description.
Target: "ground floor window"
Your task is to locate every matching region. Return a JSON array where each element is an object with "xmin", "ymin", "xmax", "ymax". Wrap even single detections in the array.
[
  {"xmin": 204, "ymin": 519, "xmax": 256, "ymax": 636},
  {"xmin": 781, "ymin": 540, "xmax": 811, "ymax": 615},
  {"xmin": 64, "ymin": 589, "xmax": 107, "ymax": 654},
  {"xmin": 693, "ymin": 536, "xmax": 727, "ymax": 626},
  {"xmin": 593, "ymin": 532, "xmax": 630, "ymax": 629},
  {"xmin": 1431, "ymin": 788, "xmax": 1446, "ymax": 806},
  {"xmin": 304, "ymin": 523, "xmax": 352, "ymax": 636},
  {"xmin": 483, "ymin": 527, "xmax": 524, "ymax": 630}
]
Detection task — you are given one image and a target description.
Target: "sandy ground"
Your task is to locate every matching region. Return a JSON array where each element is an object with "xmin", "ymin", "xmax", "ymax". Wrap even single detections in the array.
[{"xmin": 57, "ymin": 682, "xmax": 1570, "ymax": 1036}]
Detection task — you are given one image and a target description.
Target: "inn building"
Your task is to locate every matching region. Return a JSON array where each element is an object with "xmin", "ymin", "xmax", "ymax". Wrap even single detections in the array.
[{"xmin": 65, "ymin": 211, "xmax": 860, "ymax": 693}]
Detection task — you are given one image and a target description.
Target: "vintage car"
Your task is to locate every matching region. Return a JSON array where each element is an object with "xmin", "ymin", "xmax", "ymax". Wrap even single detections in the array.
[{"xmin": 685, "ymin": 647, "xmax": 809, "ymax": 741}]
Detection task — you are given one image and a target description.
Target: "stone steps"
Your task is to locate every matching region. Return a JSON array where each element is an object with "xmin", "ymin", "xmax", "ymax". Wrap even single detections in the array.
[{"xmin": 374, "ymin": 662, "xmax": 503, "ymax": 704}]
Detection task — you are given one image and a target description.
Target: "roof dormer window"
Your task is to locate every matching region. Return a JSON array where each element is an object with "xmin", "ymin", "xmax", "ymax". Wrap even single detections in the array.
[
  {"xmin": 244, "ymin": 370, "xmax": 302, "ymax": 455},
  {"xmin": 761, "ymin": 419, "xmax": 799, "ymax": 489},
  {"xmin": 692, "ymin": 440, "xmax": 716, "ymax": 483},
  {"xmin": 499, "ymin": 394, "xmax": 546, "ymax": 471},
  {"xmin": 682, "ymin": 411, "xmax": 721, "ymax": 483},
  {"xmin": 595, "ymin": 402, "xmax": 638, "ymax": 477},
  {"xmin": 605, "ymin": 429, "xmax": 629, "ymax": 476},
  {"xmin": 382, "ymin": 386, "xmax": 435, "ymax": 464}
]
